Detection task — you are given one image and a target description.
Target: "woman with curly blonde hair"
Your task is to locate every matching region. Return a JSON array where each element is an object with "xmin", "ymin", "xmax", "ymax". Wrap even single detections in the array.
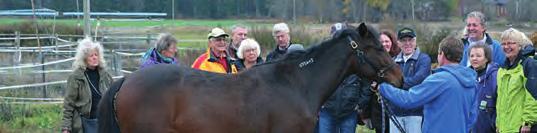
[{"xmin": 62, "ymin": 38, "xmax": 113, "ymax": 133}]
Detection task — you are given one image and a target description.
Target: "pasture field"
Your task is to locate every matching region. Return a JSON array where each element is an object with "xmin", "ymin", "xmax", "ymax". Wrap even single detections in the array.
[
  {"xmin": 1, "ymin": 18, "xmax": 534, "ymax": 132},
  {"xmin": 0, "ymin": 18, "xmax": 248, "ymax": 28}
]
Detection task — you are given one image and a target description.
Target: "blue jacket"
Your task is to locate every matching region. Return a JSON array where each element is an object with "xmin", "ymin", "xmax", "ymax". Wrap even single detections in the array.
[
  {"xmin": 475, "ymin": 63, "xmax": 499, "ymax": 111},
  {"xmin": 392, "ymin": 50, "xmax": 431, "ymax": 116},
  {"xmin": 380, "ymin": 64, "xmax": 478, "ymax": 133},
  {"xmin": 460, "ymin": 33, "xmax": 506, "ymax": 67},
  {"xmin": 472, "ymin": 63, "xmax": 499, "ymax": 133}
]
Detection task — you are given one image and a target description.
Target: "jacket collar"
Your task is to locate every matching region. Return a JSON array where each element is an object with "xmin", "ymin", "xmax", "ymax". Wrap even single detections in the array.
[
  {"xmin": 501, "ymin": 53, "xmax": 523, "ymax": 69},
  {"xmin": 273, "ymin": 43, "xmax": 290, "ymax": 54},
  {"xmin": 207, "ymin": 49, "xmax": 233, "ymax": 62},
  {"xmin": 462, "ymin": 33, "xmax": 494, "ymax": 46},
  {"xmin": 394, "ymin": 50, "xmax": 421, "ymax": 63},
  {"xmin": 73, "ymin": 67, "xmax": 107, "ymax": 80},
  {"xmin": 478, "ymin": 63, "xmax": 499, "ymax": 80}
]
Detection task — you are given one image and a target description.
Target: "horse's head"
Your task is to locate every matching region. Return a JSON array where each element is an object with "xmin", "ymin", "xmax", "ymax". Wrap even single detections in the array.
[{"xmin": 336, "ymin": 23, "xmax": 403, "ymax": 87}]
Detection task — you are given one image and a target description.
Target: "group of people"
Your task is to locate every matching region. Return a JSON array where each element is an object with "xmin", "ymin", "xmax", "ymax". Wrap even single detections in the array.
[
  {"xmin": 376, "ymin": 11, "xmax": 537, "ymax": 133},
  {"xmin": 60, "ymin": 10, "xmax": 536, "ymax": 133}
]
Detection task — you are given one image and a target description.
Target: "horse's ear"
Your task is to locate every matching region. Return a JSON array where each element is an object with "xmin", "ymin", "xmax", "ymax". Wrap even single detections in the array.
[{"xmin": 357, "ymin": 23, "xmax": 369, "ymax": 37}]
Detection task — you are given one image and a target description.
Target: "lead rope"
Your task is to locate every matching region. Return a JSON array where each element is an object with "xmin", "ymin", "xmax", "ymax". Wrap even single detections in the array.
[
  {"xmin": 373, "ymin": 83, "xmax": 406, "ymax": 133},
  {"xmin": 381, "ymin": 95, "xmax": 386, "ymax": 133}
]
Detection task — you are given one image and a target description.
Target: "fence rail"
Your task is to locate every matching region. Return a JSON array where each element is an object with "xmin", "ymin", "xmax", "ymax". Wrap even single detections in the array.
[{"xmin": 0, "ymin": 32, "xmax": 196, "ymax": 104}]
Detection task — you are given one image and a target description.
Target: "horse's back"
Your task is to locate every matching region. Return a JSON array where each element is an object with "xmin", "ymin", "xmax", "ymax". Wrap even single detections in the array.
[
  {"xmin": 114, "ymin": 64, "xmax": 317, "ymax": 132},
  {"xmin": 115, "ymin": 64, "xmax": 252, "ymax": 132}
]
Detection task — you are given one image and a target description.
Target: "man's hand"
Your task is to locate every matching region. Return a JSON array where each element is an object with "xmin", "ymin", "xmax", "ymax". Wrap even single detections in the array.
[{"xmin": 370, "ymin": 82, "xmax": 379, "ymax": 92}]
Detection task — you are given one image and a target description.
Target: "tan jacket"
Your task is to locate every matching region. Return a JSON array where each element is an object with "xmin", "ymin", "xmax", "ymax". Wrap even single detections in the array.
[{"xmin": 61, "ymin": 68, "xmax": 112, "ymax": 132}]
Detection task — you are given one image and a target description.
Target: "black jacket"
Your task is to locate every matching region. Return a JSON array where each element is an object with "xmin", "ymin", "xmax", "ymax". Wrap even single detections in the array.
[
  {"xmin": 235, "ymin": 57, "xmax": 264, "ymax": 72},
  {"xmin": 265, "ymin": 44, "xmax": 290, "ymax": 62},
  {"xmin": 322, "ymin": 74, "xmax": 371, "ymax": 118}
]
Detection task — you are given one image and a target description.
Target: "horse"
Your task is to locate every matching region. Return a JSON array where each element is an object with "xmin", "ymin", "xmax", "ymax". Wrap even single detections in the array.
[{"xmin": 98, "ymin": 23, "xmax": 403, "ymax": 133}]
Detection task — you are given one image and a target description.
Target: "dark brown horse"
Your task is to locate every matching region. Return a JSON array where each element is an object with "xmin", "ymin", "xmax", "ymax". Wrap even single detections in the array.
[{"xmin": 98, "ymin": 23, "xmax": 403, "ymax": 133}]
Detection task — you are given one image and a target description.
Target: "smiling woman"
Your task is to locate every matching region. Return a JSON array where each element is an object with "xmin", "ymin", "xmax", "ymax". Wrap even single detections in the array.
[{"xmin": 496, "ymin": 28, "xmax": 537, "ymax": 133}]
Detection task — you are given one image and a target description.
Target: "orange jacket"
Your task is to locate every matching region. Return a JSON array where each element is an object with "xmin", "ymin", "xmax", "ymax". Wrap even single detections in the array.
[{"xmin": 191, "ymin": 49, "xmax": 237, "ymax": 74}]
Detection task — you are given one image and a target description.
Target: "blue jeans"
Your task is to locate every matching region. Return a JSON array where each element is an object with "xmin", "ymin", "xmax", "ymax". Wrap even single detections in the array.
[
  {"xmin": 389, "ymin": 116, "xmax": 422, "ymax": 133},
  {"xmin": 317, "ymin": 107, "xmax": 358, "ymax": 133}
]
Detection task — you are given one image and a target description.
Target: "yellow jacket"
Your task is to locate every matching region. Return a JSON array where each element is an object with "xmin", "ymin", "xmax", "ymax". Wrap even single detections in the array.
[{"xmin": 191, "ymin": 49, "xmax": 237, "ymax": 74}]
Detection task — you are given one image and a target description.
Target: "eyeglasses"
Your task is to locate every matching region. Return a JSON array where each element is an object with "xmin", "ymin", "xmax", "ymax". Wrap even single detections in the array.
[{"xmin": 501, "ymin": 41, "xmax": 517, "ymax": 46}]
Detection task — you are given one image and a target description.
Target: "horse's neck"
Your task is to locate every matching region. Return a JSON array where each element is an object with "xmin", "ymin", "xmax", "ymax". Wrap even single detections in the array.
[{"xmin": 285, "ymin": 41, "xmax": 353, "ymax": 112}]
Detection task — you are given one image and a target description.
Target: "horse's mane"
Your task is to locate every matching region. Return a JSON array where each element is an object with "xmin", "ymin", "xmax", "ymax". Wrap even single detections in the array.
[
  {"xmin": 258, "ymin": 38, "xmax": 334, "ymax": 66},
  {"xmin": 255, "ymin": 26, "xmax": 383, "ymax": 69}
]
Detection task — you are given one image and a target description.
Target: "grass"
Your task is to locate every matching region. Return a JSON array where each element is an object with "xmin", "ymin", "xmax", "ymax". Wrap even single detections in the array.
[{"xmin": 0, "ymin": 103, "xmax": 62, "ymax": 133}]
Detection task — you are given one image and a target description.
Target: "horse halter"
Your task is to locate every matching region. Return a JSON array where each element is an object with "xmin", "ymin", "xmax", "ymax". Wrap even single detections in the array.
[
  {"xmin": 346, "ymin": 36, "xmax": 396, "ymax": 83},
  {"xmin": 347, "ymin": 36, "xmax": 407, "ymax": 133}
]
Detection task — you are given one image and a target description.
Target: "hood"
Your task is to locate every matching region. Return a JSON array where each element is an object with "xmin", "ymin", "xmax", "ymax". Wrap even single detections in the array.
[
  {"xmin": 434, "ymin": 64, "xmax": 477, "ymax": 88},
  {"xmin": 483, "ymin": 63, "xmax": 499, "ymax": 79},
  {"xmin": 521, "ymin": 45, "xmax": 536, "ymax": 57}
]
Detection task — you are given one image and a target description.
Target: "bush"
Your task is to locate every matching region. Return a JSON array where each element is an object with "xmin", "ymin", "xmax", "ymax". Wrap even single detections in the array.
[
  {"xmin": 0, "ymin": 21, "xmax": 83, "ymax": 47},
  {"xmin": 414, "ymin": 25, "xmax": 452, "ymax": 63},
  {"xmin": 249, "ymin": 24, "xmax": 325, "ymax": 57}
]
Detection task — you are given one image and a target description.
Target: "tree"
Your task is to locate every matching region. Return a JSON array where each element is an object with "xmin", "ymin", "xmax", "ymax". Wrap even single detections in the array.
[{"xmin": 366, "ymin": 0, "xmax": 390, "ymax": 11}]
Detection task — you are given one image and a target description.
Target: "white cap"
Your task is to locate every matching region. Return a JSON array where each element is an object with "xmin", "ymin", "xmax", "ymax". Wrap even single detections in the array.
[{"xmin": 207, "ymin": 28, "xmax": 229, "ymax": 39}]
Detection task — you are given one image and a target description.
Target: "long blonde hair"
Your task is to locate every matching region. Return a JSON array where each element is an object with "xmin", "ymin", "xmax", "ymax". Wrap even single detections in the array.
[{"xmin": 72, "ymin": 38, "xmax": 106, "ymax": 70}]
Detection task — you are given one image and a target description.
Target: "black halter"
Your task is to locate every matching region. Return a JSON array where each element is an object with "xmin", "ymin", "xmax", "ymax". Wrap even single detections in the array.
[
  {"xmin": 346, "ymin": 36, "xmax": 407, "ymax": 133},
  {"xmin": 346, "ymin": 36, "xmax": 396, "ymax": 82}
]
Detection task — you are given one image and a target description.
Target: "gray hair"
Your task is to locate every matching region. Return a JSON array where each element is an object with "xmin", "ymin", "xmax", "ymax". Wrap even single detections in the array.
[
  {"xmin": 500, "ymin": 28, "xmax": 532, "ymax": 47},
  {"xmin": 236, "ymin": 38, "xmax": 261, "ymax": 59},
  {"xmin": 469, "ymin": 42, "xmax": 493, "ymax": 64},
  {"xmin": 272, "ymin": 23, "xmax": 290, "ymax": 36},
  {"xmin": 231, "ymin": 24, "xmax": 248, "ymax": 33},
  {"xmin": 155, "ymin": 33, "xmax": 178, "ymax": 53},
  {"xmin": 72, "ymin": 38, "xmax": 106, "ymax": 70},
  {"xmin": 466, "ymin": 11, "xmax": 487, "ymax": 29}
]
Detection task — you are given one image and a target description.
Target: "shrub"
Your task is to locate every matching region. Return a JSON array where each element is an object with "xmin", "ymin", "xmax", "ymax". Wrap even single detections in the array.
[
  {"xmin": 0, "ymin": 21, "xmax": 82, "ymax": 47},
  {"xmin": 414, "ymin": 25, "xmax": 452, "ymax": 63},
  {"xmin": 249, "ymin": 24, "xmax": 325, "ymax": 57}
]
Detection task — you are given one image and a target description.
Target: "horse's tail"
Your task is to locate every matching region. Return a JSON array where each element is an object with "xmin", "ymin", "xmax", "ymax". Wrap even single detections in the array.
[{"xmin": 98, "ymin": 77, "xmax": 125, "ymax": 133}]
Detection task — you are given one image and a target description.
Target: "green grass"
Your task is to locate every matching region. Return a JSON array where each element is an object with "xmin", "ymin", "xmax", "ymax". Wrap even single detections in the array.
[{"xmin": 0, "ymin": 103, "xmax": 62, "ymax": 133}]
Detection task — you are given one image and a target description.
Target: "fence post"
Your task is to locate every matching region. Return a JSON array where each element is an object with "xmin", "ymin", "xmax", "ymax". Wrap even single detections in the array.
[
  {"xmin": 14, "ymin": 31, "xmax": 21, "ymax": 66},
  {"xmin": 146, "ymin": 33, "xmax": 151, "ymax": 45},
  {"xmin": 15, "ymin": 31, "xmax": 22, "ymax": 76},
  {"xmin": 115, "ymin": 51, "xmax": 123, "ymax": 76},
  {"xmin": 112, "ymin": 50, "xmax": 118, "ymax": 75}
]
